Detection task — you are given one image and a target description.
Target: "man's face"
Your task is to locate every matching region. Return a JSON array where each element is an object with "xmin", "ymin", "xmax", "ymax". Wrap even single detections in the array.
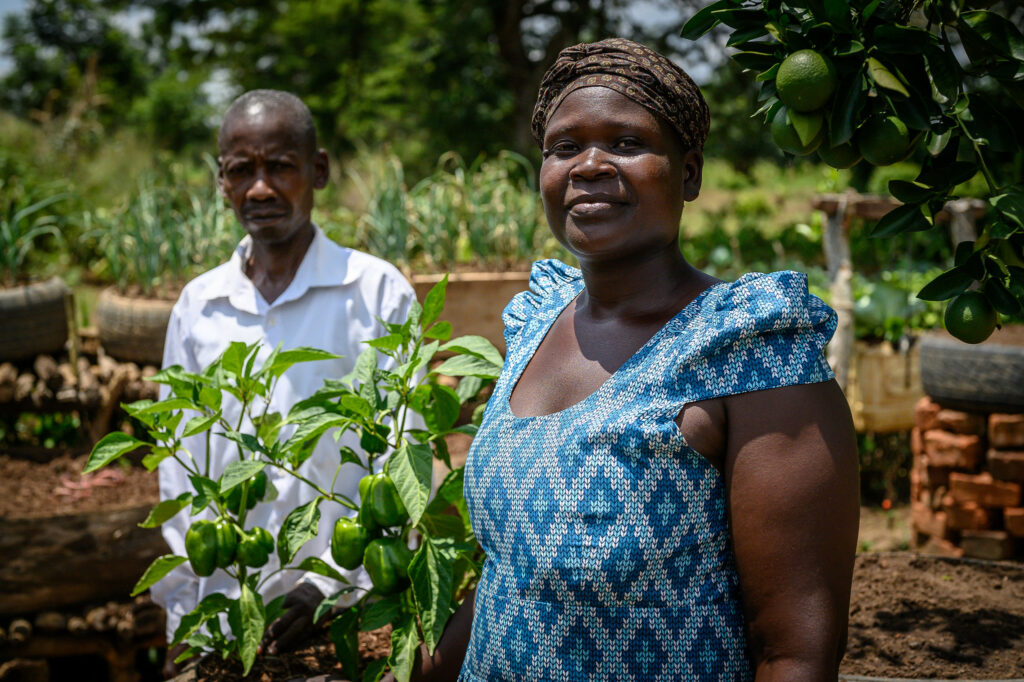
[{"xmin": 217, "ymin": 105, "xmax": 328, "ymax": 246}]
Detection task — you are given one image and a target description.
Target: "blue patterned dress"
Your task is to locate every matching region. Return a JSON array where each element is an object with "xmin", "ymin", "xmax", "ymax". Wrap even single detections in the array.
[{"xmin": 459, "ymin": 260, "xmax": 837, "ymax": 681}]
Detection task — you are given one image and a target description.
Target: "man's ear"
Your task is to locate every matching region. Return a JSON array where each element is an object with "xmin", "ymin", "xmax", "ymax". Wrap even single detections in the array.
[
  {"xmin": 313, "ymin": 149, "xmax": 329, "ymax": 190},
  {"xmin": 682, "ymin": 148, "xmax": 704, "ymax": 202}
]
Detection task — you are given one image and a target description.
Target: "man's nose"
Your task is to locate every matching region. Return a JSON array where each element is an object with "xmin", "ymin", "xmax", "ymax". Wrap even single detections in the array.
[
  {"xmin": 246, "ymin": 172, "xmax": 275, "ymax": 201},
  {"xmin": 569, "ymin": 146, "xmax": 616, "ymax": 181}
]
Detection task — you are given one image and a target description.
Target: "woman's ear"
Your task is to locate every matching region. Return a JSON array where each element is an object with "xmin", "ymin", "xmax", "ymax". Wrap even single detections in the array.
[{"xmin": 682, "ymin": 148, "xmax": 703, "ymax": 202}]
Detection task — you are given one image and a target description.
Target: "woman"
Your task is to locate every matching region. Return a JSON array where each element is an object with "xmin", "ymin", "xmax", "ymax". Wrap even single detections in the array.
[{"xmin": 409, "ymin": 38, "xmax": 859, "ymax": 681}]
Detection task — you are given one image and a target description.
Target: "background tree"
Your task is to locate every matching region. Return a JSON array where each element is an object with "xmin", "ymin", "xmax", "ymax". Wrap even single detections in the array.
[{"xmin": 682, "ymin": 0, "xmax": 1024, "ymax": 343}]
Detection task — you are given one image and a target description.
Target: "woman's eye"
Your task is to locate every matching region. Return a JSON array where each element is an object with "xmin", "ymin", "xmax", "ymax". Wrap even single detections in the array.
[
  {"xmin": 548, "ymin": 142, "xmax": 578, "ymax": 156},
  {"xmin": 614, "ymin": 138, "xmax": 643, "ymax": 151}
]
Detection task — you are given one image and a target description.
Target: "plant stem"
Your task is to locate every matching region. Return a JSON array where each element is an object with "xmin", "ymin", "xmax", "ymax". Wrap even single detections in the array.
[{"xmin": 955, "ymin": 116, "xmax": 999, "ymax": 193}]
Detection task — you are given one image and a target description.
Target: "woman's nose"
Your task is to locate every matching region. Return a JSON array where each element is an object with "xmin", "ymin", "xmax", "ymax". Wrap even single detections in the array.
[{"xmin": 570, "ymin": 146, "xmax": 616, "ymax": 181}]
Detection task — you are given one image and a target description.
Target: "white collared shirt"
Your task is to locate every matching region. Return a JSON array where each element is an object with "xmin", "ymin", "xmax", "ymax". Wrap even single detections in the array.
[{"xmin": 150, "ymin": 225, "xmax": 417, "ymax": 641}]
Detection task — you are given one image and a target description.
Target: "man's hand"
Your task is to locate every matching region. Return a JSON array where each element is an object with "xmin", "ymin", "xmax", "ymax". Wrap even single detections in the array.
[
  {"xmin": 162, "ymin": 641, "xmax": 194, "ymax": 680},
  {"xmin": 260, "ymin": 583, "xmax": 325, "ymax": 655}
]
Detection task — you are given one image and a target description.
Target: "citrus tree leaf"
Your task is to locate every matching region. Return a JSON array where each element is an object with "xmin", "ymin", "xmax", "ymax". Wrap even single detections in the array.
[
  {"xmin": 870, "ymin": 203, "xmax": 932, "ymax": 237},
  {"xmin": 131, "ymin": 555, "xmax": 187, "ymax": 597},
  {"xmin": 916, "ymin": 265, "xmax": 976, "ymax": 301},
  {"xmin": 960, "ymin": 10, "xmax": 1024, "ymax": 62},
  {"xmin": 867, "ymin": 57, "xmax": 910, "ymax": 97},
  {"xmin": 680, "ymin": 0, "xmax": 732, "ymax": 40},
  {"xmin": 888, "ymin": 180, "xmax": 934, "ymax": 205},
  {"xmin": 829, "ymin": 73, "xmax": 867, "ymax": 147},
  {"xmin": 84, "ymin": 432, "xmax": 145, "ymax": 473},
  {"xmin": 384, "ymin": 442, "xmax": 432, "ymax": 525}
]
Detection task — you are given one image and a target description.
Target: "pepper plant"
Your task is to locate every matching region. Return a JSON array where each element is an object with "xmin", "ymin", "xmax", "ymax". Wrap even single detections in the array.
[{"xmin": 84, "ymin": 277, "xmax": 501, "ymax": 680}]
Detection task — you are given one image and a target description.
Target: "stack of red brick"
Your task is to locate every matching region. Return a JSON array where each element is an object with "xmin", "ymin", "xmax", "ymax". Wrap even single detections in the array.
[{"xmin": 911, "ymin": 397, "xmax": 1024, "ymax": 560}]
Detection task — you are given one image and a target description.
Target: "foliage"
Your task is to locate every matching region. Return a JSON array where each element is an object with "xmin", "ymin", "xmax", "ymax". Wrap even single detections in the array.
[
  {"xmin": 83, "ymin": 162, "xmax": 239, "ymax": 295},
  {"xmin": 345, "ymin": 151, "xmax": 564, "ymax": 271},
  {"xmin": 0, "ymin": 179, "xmax": 69, "ymax": 286},
  {"xmin": 84, "ymin": 278, "xmax": 502, "ymax": 680},
  {"xmin": 682, "ymin": 0, "xmax": 1024, "ymax": 335}
]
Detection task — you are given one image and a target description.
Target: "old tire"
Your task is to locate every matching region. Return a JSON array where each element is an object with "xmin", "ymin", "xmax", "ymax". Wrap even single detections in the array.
[
  {"xmin": 95, "ymin": 288, "xmax": 176, "ymax": 365},
  {"xmin": 0, "ymin": 277, "xmax": 70, "ymax": 362},
  {"xmin": 919, "ymin": 326, "xmax": 1024, "ymax": 413}
]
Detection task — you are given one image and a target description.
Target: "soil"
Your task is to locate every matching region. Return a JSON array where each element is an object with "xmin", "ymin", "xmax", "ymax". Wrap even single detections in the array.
[
  {"xmin": 191, "ymin": 627, "xmax": 391, "ymax": 682},
  {"xmin": 4, "ymin": 453, "xmax": 1022, "ymax": 680},
  {"xmin": 0, "ymin": 451, "xmax": 158, "ymax": 518},
  {"xmin": 841, "ymin": 552, "xmax": 1024, "ymax": 679}
]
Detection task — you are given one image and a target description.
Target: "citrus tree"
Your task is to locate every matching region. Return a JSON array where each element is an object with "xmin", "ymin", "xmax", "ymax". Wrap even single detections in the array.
[{"xmin": 682, "ymin": 0, "xmax": 1024, "ymax": 343}]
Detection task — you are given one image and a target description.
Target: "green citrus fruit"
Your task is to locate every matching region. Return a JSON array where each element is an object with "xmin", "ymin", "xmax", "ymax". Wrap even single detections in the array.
[
  {"xmin": 817, "ymin": 141, "xmax": 862, "ymax": 169},
  {"xmin": 776, "ymin": 49, "xmax": 837, "ymax": 112},
  {"xmin": 857, "ymin": 115, "xmax": 914, "ymax": 166},
  {"xmin": 770, "ymin": 107, "xmax": 824, "ymax": 156},
  {"xmin": 944, "ymin": 291, "xmax": 998, "ymax": 344}
]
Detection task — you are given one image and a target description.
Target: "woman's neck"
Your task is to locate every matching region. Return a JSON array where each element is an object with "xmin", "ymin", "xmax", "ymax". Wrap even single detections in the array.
[{"xmin": 575, "ymin": 244, "xmax": 715, "ymax": 323}]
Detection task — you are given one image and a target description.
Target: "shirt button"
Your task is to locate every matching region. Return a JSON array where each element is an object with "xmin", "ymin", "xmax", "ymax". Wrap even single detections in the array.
[{"xmin": 267, "ymin": 316, "xmax": 277, "ymax": 327}]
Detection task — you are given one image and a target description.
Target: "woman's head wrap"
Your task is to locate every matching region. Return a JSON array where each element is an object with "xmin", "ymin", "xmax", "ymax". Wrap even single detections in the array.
[{"xmin": 532, "ymin": 37, "xmax": 710, "ymax": 151}]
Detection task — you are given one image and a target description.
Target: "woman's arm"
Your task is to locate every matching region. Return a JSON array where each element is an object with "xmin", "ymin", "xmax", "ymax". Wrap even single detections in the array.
[{"xmin": 723, "ymin": 379, "xmax": 859, "ymax": 680}]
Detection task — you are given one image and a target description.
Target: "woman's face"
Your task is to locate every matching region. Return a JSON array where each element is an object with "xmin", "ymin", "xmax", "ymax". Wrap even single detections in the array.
[{"xmin": 539, "ymin": 86, "xmax": 702, "ymax": 263}]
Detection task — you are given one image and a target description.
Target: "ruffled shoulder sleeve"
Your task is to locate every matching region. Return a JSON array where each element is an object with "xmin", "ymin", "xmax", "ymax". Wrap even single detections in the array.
[
  {"xmin": 502, "ymin": 259, "xmax": 582, "ymax": 349},
  {"xmin": 679, "ymin": 271, "xmax": 836, "ymax": 402}
]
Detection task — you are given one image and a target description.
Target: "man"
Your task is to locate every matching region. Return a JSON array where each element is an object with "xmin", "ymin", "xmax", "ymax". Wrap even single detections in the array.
[{"xmin": 152, "ymin": 90, "xmax": 417, "ymax": 677}]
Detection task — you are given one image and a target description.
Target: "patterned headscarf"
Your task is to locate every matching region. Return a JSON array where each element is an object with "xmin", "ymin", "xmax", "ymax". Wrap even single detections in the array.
[{"xmin": 531, "ymin": 37, "xmax": 710, "ymax": 151}]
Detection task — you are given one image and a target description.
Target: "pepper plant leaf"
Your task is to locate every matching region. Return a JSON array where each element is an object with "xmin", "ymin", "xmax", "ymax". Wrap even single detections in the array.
[
  {"xmin": 388, "ymin": 614, "xmax": 420, "ymax": 682},
  {"xmin": 131, "ymin": 555, "xmax": 188, "ymax": 597},
  {"xmin": 410, "ymin": 537, "xmax": 457, "ymax": 654},
  {"xmin": 171, "ymin": 593, "xmax": 232, "ymax": 645},
  {"xmin": 219, "ymin": 460, "xmax": 266, "ymax": 494},
  {"xmin": 139, "ymin": 494, "xmax": 193, "ymax": 528},
  {"xmin": 84, "ymin": 432, "xmax": 145, "ymax": 473},
  {"xmin": 360, "ymin": 594, "xmax": 404, "ymax": 631},
  {"xmin": 422, "ymin": 274, "xmax": 448, "ymax": 329},
  {"xmin": 384, "ymin": 442, "xmax": 432, "ymax": 525},
  {"xmin": 329, "ymin": 607, "xmax": 360, "ymax": 681},
  {"xmin": 438, "ymin": 335, "xmax": 504, "ymax": 368},
  {"xmin": 183, "ymin": 413, "xmax": 220, "ymax": 438},
  {"xmin": 296, "ymin": 556, "xmax": 349, "ymax": 584},
  {"xmin": 229, "ymin": 583, "xmax": 265, "ymax": 675},
  {"xmin": 278, "ymin": 497, "xmax": 323, "ymax": 564}
]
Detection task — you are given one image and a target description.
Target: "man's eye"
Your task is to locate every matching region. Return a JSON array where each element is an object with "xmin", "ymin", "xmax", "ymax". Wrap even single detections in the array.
[
  {"xmin": 269, "ymin": 160, "xmax": 293, "ymax": 171},
  {"xmin": 226, "ymin": 164, "xmax": 250, "ymax": 177}
]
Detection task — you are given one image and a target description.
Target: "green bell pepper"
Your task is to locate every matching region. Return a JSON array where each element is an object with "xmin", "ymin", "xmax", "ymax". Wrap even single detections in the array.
[
  {"xmin": 236, "ymin": 526, "xmax": 274, "ymax": 568},
  {"xmin": 361, "ymin": 473, "xmax": 408, "ymax": 528},
  {"xmin": 186, "ymin": 519, "xmax": 237, "ymax": 576},
  {"xmin": 330, "ymin": 517, "xmax": 369, "ymax": 570},
  {"xmin": 213, "ymin": 519, "xmax": 237, "ymax": 568},
  {"xmin": 226, "ymin": 470, "xmax": 268, "ymax": 513},
  {"xmin": 184, "ymin": 520, "xmax": 218, "ymax": 577},
  {"xmin": 363, "ymin": 536, "xmax": 413, "ymax": 594}
]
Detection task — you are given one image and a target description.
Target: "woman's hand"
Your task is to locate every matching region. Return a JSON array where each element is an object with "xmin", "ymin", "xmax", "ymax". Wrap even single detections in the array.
[{"xmin": 723, "ymin": 379, "xmax": 859, "ymax": 681}]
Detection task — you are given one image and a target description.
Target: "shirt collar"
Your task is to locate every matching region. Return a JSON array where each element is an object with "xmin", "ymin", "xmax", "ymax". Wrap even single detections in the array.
[{"xmin": 195, "ymin": 224, "xmax": 352, "ymax": 314}]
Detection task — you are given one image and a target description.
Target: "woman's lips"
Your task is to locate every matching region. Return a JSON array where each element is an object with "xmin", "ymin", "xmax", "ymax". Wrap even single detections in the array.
[{"xmin": 568, "ymin": 200, "xmax": 624, "ymax": 216}]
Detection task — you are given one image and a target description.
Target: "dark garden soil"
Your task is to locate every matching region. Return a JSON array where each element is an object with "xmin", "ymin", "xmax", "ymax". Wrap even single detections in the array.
[
  {"xmin": 840, "ymin": 552, "xmax": 1024, "ymax": 679},
  {"xmin": 4, "ymin": 455, "xmax": 1023, "ymax": 680},
  {"xmin": 191, "ymin": 627, "xmax": 391, "ymax": 682},
  {"xmin": 0, "ymin": 451, "xmax": 158, "ymax": 518}
]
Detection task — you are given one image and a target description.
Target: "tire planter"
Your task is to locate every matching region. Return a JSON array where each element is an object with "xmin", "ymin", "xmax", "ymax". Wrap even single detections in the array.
[
  {"xmin": 920, "ymin": 326, "xmax": 1024, "ymax": 413},
  {"xmin": 0, "ymin": 277, "xmax": 70, "ymax": 362},
  {"xmin": 94, "ymin": 288, "xmax": 176, "ymax": 366},
  {"xmin": 0, "ymin": 502, "xmax": 169, "ymax": 615}
]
